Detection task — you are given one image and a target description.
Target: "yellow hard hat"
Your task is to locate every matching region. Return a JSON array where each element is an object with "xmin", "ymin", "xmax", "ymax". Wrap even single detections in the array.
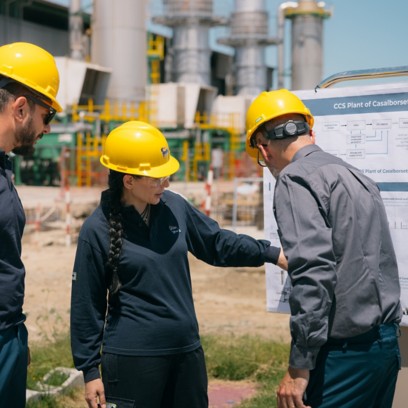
[
  {"xmin": 100, "ymin": 121, "xmax": 180, "ymax": 177},
  {"xmin": 0, "ymin": 42, "xmax": 62, "ymax": 112},
  {"xmin": 245, "ymin": 89, "xmax": 314, "ymax": 158}
]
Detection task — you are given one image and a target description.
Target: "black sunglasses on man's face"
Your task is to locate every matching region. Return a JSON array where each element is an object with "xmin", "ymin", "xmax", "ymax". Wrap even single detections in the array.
[{"xmin": 24, "ymin": 94, "xmax": 57, "ymax": 125}]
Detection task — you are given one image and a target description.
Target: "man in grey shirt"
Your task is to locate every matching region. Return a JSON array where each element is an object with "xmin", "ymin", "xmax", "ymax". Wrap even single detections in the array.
[{"xmin": 246, "ymin": 89, "xmax": 402, "ymax": 408}]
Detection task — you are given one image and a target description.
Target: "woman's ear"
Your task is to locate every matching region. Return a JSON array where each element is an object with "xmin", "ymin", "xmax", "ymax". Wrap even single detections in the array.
[{"xmin": 122, "ymin": 174, "xmax": 135, "ymax": 190}]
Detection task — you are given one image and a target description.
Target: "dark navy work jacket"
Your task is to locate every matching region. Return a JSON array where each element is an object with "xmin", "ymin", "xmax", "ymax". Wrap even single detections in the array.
[{"xmin": 0, "ymin": 151, "xmax": 26, "ymax": 331}]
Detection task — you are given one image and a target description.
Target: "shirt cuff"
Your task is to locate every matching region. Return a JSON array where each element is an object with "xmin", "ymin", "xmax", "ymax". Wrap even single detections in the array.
[
  {"xmin": 264, "ymin": 245, "xmax": 281, "ymax": 265},
  {"xmin": 83, "ymin": 366, "xmax": 101, "ymax": 383},
  {"xmin": 289, "ymin": 342, "xmax": 319, "ymax": 370}
]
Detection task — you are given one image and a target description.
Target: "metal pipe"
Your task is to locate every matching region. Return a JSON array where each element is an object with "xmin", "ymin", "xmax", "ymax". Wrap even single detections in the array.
[
  {"xmin": 91, "ymin": 0, "xmax": 148, "ymax": 103},
  {"xmin": 316, "ymin": 66, "xmax": 408, "ymax": 90},
  {"xmin": 279, "ymin": 0, "xmax": 331, "ymax": 90},
  {"xmin": 218, "ymin": 0, "xmax": 279, "ymax": 96},
  {"xmin": 153, "ymin": 0, "xmax": 225, "ymax": 85},
  {"xmin": 172, "ymin": 22, "xmax": 212, "ymax": 84},
  {"xmin": 277, "ymin": 2, "xmax": 298, "ymax": 89},
  {"xmin": 69, "ymin": 0, "xmax": 84, "ymax": 60}
]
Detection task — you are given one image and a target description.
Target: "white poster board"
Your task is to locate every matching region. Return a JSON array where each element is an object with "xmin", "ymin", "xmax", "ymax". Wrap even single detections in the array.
[{"xmin": 264, "ymin": 82, "xmax": 408, "ymax": 326}]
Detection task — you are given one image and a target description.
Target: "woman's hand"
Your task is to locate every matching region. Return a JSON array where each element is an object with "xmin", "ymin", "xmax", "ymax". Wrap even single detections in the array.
[{"xmin": 85, "ymin": 378, "xmax": 106, "ymax": 408}]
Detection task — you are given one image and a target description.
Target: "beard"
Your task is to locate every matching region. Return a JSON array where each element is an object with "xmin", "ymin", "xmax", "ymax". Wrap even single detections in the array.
[{"xmin": 12, "ymin": 117, "xmax": 42, "ymax": 157}]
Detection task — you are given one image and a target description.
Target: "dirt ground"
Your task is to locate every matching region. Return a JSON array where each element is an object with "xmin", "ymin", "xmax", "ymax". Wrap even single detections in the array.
[{"xmin": 20, "ymin": 184, "xmax": 291, "ymax": 346}]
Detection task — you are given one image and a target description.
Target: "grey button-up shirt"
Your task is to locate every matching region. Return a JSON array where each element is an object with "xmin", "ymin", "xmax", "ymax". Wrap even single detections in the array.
[{"xmin": 274, "ymin": 144, "xmax": 402, "ymax": 370}]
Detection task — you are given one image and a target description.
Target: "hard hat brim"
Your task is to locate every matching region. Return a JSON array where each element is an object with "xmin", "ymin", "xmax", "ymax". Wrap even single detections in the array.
[{"xmin": 100, "ymin": 154, "xmax": 180, "ymax": 178}]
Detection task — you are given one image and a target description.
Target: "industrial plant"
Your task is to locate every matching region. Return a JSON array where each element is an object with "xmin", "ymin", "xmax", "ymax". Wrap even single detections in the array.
[{"xmin": 0, "ymin": 0, "xmax": 332, "ymax": 187}]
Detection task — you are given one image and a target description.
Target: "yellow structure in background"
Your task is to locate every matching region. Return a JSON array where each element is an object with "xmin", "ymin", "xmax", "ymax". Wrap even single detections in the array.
[
  {"xmin": 70, "ymin": 98, "xmax": 246, "ymax": 185},
  {"xmin": 65, "ymin": 29, "xmax": 248, "ymax": 186},
  {"xmin": 194, "ymin": 111, "xmax": 243, "ymax": 180},
  {"xmin": 71, "ymin": 99, "xmax": 146, "ymax": 123},
  {"xmin": 147, "ymin": 34, "xmax": 165, "ymax": 85},
  {"xmin": 76, "ymin": 132, "xmax": 106, "ymax": 187}
]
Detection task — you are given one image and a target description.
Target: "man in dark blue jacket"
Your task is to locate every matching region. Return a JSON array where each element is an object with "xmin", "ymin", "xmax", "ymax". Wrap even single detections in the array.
[{"xmin": 0, "ymin": 42, "xmax": 62, "ymax": 407}]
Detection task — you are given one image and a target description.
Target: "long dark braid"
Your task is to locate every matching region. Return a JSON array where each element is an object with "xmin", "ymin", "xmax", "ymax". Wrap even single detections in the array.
[{"xmin": 105, "ymin": 170, "xmax": 125, "ymax": 296}]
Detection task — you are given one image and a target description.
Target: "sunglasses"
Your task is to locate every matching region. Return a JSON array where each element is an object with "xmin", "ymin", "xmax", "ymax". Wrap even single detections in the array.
[{"xmin": 24, "ymin": 94, "xmax": 57, "ymax": 125}]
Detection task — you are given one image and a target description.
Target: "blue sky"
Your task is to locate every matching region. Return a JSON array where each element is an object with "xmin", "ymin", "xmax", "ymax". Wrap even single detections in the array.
[
  {"xmin": 316, "ymin": 0, "xmax": 408, "ymax": 79},
  {"xmin": 50, "ymin": 0, "xmax": 408, "ymax": 87}
]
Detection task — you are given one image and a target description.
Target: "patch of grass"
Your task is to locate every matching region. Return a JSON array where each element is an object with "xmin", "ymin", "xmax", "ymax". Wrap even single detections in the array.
[
  {"xmin": 27, "ymin": 387, "xmax": 84, "ymax": 408},
  {"xmin": 202, "ymin": 334, "xmax": 289, "ymax": 407},
  {"xmin": 44, "ymin": 370, "xmax": 70, "ymax": 387},
  {"xmin": 27, "ymin": 333, "xmax": 83, "ymax": 408},
  {"xmin": 26, "ymin": 332, "xmax": 289, "ymax": 407},
  {"xmin": 27, "ymin": 334, "xmax": 74, "ymax": 391}
]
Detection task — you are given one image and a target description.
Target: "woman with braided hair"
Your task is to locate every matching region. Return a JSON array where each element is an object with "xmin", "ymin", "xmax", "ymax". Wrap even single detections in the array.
[{"xmin": 70, "ymin": 121, "xmax": 285, "ymax": 408}]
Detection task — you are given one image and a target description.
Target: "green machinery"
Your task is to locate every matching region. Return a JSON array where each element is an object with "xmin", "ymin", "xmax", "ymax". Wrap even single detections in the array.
[{"xmin": 13, "ymin": 125, "xmax": 77, "ymax": 186}]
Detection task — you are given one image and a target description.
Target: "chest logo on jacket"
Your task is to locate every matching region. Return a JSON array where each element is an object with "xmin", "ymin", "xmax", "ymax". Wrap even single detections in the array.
[{"xmin": 169, "ymin": 225, "xmax": 181, "ymax": 234}]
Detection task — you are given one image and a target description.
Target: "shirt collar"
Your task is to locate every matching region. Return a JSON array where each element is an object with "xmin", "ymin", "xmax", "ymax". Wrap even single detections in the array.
[
  {"xmin": 100, "ymin": 189, "xmax": 165, "ymax": 219},
  {"xmin": 291, "ymin": 144, "xmax": 322, "ymax": 163}
]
